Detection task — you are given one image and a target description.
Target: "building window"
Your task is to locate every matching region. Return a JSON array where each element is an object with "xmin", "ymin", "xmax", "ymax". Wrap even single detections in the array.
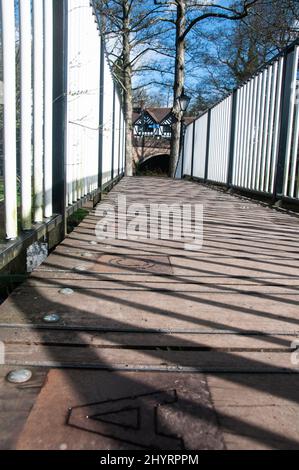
[{"xmin": 162, "ymin": 125, "xmax": 172, "ymax": 136}]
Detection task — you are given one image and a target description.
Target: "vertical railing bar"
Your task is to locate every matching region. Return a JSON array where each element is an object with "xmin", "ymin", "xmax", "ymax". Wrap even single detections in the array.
[
  {"xmin": 225, "ymin": 98, "xmax": 231, "ymax": 183},
  {"xmin": 122, "ymin": 114, "xmax": 126, "ymax": 175},
  {"xmin": 191, "ymin": 121, "xmax": 195, "ymax": 178},
  {"xmin": 223, "ymin": 99, "xmax": 228, "ymax": 184},
  {"xmin": 289, "ymin": 68, "xmax": 299, "ymax": 198},
  {"xmin": 20, "ymin": 0, "xmax": 33, "ymax": 231},
  {"xmin": 209, "ymin": 110, "xmax": 215, "ymax": 181},
  {"xmin": 1, "ymin": 0, "xmax": 18, "ymax": 239},
  {"xmin": 255, "ymin": 69, "xmax": 267, "ymax": 190},
  {"xmin": 82, "ymin": 1, "xmax": 86, "ymax": 196},
  {"xmin": 219, "ymin": 102, "xmax": 224, "ymax": 182},
  {"xmin": 114, "ymin": 92, "xmax": 119, "ymax": 178},
  {"xmin": 282, "ymin": 46, "xmax": 299, "ymax": 196},
  {"xmin": 68, "ymin": 2, "xmax": 74, "ymax": 205},
  {"xmin": 245, "ymin": 79, "xmax": 255, "ymax": 188},
  {"xmin": 237, "ymin": 86, "xmax": 245, "ymax": 187},
  {"xmin": 86, "ymin": 4, "xmax": 91, "ymax": 195},
  {"xmin": 221, "ymin": 100, "xmax": 226, "ymax": 183},
  {"xmin": 214, "ymin": 108, "xmax": 218, "ymax": 182},
  {"xmin": 204, "ymin": 110, "xmax": 211, "ymax": 181},
  {"xmin": 241, "ymin": 82, "xmax": 250, "ymax": 187},
  {"xmin": 33, "ymin": 0, "xmax": 44, "ymax": 223},
  {"xmin": 202, "ymin": 118, "xmax": 207, "ymax": 180},
  {"xmin": 251, "ymin": 73, "xmax": 262, "ymax": 189},
  {"xmin": 265, "ymin": 61, "xmax": 278, "ymax": 193},
  {"xmin": 274, "ymin": 47, "xmax": 297, "ymax": 198},
  {"xmin": 227, "ymin": 90, "xmax": 237, "ymax": 186},
  {"xmin": 52, "ymin": 0, "xmax": 68, "ymax": 235},
  {"xmin": 236, "ymin": 86, "xmax": 245, "ymax": 187},
  {"xmin": 65, "ymin": 0, "xmax": 70, "ymax": 207},
  {"xmin": 260, "ymin": 66, "xmax": 272, "ymax": 192},
  {"xmin": 270, "ymin": 57, "xmax": 284, "ymax": 194},
  {"xmin": 232, "ymin": 89, "xmax": 241, "ymax": 186},
  {"xmin": 98, "ymin": 36, "xmax": 104, "ymax": 192},
  {"xmin": 218, "ymin": 104, "xmax": 221, "ymax": 182},
  {"xmin": 118, "ymin": 95, "xmax": 122, "ymax": 176},
  {"xmin": 180, "ymin": 122, "xmax": 186, "ymax": 179},
  {"xmin": 214, "ymin": 105, "xmax": 219, "ymax": 182},
  {"xmin": 44, "ymin": 0, "xmax": 53, "ymax": 218},
  {"xmin": 224, "ymin": 97, "xmax": 231, "ymax": 185},
  {"xmin": 111, "ymin": 83, "xmax": 116, "ymax": 181},
  {"xmin": 247, "ymin": 75, "xmax": 258, "ymax": 189},
  {"xmin": 208, "ymin": 112, "xmax": 213, "ymax": 181},
  {"xmin": 193, "ymin": 119, "xmax": 198, "ymax": 178},
  {"xmin": 196, "ymin": 118, "xmax": 201, "ymax": 179},
  {"xmin": 289, "ymin": 94, "xmax": 299, "ymax": 197}
]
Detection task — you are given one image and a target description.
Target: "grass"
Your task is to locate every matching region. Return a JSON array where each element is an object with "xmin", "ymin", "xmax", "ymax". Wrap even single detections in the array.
[{"xmin": 67, "ymin": 208, "xmax": 89, "ymax": 234}]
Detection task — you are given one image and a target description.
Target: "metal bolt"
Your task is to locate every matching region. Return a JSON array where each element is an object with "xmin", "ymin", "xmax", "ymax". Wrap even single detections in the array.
[
  {"xmin": 7, "ymin": 369, "xmax": 32, "ymax": 384},
  {"xmin": 83, "ymin": 253, "xmax": 93, "ymax": 258},
  {"xmin": 59, "ymin": 288, "xmax": 74, "ymax": 296},
  {"xmin": 43, "ymin": 313, "xmax": 61, "ymax": 323},
  {"xmin": 89, "ymin": 241, "xmax": 98, "ymax": 245}
]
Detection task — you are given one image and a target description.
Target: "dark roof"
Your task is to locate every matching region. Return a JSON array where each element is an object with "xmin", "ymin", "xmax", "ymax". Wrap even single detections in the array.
[
  {"xmin": 133, "ymin": 107, "xmax": 172, "ymax": 125},
  {"xmin": 147, "ymin": 107, "xmax": 172, "ymax": 123},
  {"xmin": 132, "ymin": 111, "xmax": 141, "ymax": 124},
  {"xmin": 133, "ymin": 107, "xmax": 195, "ymax": 126}
]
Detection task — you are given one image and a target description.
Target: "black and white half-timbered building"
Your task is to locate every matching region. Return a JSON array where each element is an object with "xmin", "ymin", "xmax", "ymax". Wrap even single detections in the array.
[{"xmin": 133, "ymin": 108, "xmax": 175, "ymax": 138}]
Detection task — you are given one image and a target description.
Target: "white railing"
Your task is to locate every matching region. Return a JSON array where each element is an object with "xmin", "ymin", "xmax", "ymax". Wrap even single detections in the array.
[
  {"xmin": 180, "ymin": 39, "xmax": 299, "ymax": 203},
  {"xmin": 207, "ymin": 95, "xmax": 232, "ymax": 184},
  {"xmin": 0, "ymin": 0, "xmax": 125, "ymax": 244},
  {"xmin": 231, "ymin": 57, "xmax": 284, "ymax": 193}
]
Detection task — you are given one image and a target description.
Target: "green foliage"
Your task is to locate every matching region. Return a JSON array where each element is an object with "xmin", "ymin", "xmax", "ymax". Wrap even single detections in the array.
[{"xmin": 67, "ymin": 208, "xmax": 89, "ymax": 234}]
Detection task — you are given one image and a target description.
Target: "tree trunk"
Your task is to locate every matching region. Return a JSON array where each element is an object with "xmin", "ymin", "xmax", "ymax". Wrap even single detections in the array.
[
  {"xmin": 169, "ymin": 0, "xmax": 186, "ymax": 178},
  {"xmin": 123, "ymin": 0, "xmax": 133, "ymax": 177}
]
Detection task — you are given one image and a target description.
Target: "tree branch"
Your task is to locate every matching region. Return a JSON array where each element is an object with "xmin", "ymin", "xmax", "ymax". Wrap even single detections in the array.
[{"xmin": 181, "ymin": 0, "xmax": 259, "ymax": 40}]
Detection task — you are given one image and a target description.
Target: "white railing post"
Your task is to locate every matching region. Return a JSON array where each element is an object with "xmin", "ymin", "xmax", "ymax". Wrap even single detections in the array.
[
  {"xmin": 52, "ymin": 0, "xmax": 68, "ymax": 232},
  {"xmin": 43, "ymin": 0, "xmax": 53, "ymax": 218},
  {"xmin": 1, "ymin": 0, "xmax": 18, "ymax": 240},
  {"xmin": 20, "ymin": 0, "xmax": 33, "ymax": 231},
  {"xmin": 33, "ymin": 0, "xmax": 44, "ymax": 223}
]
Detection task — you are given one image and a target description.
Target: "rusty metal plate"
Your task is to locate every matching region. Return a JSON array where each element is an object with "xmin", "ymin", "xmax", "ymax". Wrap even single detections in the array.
[
  {"xmin": 37, "ymin": 253, "xmax": 173, "ymax": 275},
  {"xmin": 17, "ymin": 370, "xmax": 225, "ymax": 450},
  {"xmin": 91, "ymin": 255, "xmax": 173, "ymax": 274}
]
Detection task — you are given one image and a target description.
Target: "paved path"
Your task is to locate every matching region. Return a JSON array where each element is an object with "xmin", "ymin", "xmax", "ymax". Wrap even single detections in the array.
[{"xmin": 1, "ymin": 177, "xmax": 299, "ymax": 449}]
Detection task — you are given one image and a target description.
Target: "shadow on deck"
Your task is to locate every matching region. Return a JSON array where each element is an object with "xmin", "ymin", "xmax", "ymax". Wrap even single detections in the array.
[{"xmin": 1, "ymin": 177, "xmax": 299, "ymax": 450}]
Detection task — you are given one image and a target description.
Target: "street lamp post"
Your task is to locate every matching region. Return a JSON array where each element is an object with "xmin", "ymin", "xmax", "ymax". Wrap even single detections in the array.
[
  {"xmin": 177, "ymin": 88, "xmax": 191, "ymax": 179},
  {"xmin": 178, "ymin": 88, "xmax": 191, "ymax": 114}
]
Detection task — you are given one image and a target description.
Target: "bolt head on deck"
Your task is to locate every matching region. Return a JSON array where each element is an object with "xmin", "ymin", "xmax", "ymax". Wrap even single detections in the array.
[
  {"xmin": 7, "ymin": 369, "xmax": 32, "ymax": 384},
  {"xmin": 43, "ymin": 313, "xmax": 61, "ymax": 323},
  {"xmin": 74, "ymin": 265, "xmax": 88, "ymax": 272},
  {"xmin": 59, "ymin": 288, "xmax": 74, "ymax": 296}
]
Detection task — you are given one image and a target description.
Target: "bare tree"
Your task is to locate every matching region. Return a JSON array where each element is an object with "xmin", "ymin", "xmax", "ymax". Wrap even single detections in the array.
[
  {"xmin": 154, "ymin": 1, "xmax": 259, "ymax": 176},
  {"xmin": 188, "ymin": 0, "xmax": 299, "ymax": 114},
  {"xmin": 96, "ymin": 0, "xmax": 167, "ymax": 176},
  {"xmin": 98, "ymin": 0, "xmax": 295, "ymax": 178}
]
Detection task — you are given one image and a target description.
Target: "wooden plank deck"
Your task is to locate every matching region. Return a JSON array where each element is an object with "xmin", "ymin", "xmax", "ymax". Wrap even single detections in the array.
[{"xmin": 1, "ymin": 177, "xmax": 299, "ymax": 449}]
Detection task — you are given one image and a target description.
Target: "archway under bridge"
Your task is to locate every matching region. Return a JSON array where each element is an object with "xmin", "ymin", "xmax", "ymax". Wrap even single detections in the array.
[{"xmin": 137, "ymin": 153, "xmax": 170, "ymax": 175}]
